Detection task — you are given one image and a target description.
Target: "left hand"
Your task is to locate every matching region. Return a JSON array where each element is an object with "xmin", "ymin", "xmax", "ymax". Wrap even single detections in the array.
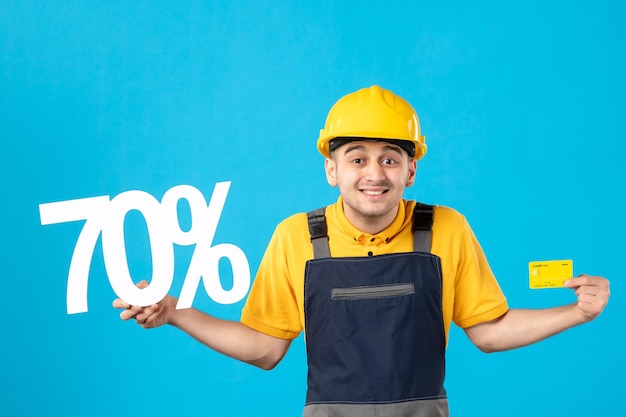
[
  {"xmin": 564, "ymin": 274, "xmax": 610, "ymax": 322},
  {"xmin": 112, "ymin": 280, "xmax": 176, "ymax": 329}
]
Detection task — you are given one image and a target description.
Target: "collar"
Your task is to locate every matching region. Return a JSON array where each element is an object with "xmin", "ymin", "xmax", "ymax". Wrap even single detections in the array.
[{"xmin": 326, "ymin": 196, "xmax": 411, "ymax": 244}]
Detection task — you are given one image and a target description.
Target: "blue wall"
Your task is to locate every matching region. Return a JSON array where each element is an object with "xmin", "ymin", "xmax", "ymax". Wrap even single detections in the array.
[{"xmin": 2, "ymin": 1, "xmax": 624, "ymax": 415}]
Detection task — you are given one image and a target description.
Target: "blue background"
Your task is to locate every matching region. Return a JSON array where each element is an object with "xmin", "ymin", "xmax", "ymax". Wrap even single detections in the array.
[{"xmin": 1, "ymin": 1, "xmax": 624, "ymax": 416}]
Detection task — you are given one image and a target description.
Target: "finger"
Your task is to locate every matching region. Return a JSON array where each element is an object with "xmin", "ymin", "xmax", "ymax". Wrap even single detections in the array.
[
  {"xmin": 580, "ymin": 286, "xmax": 610, "ymax": 303},
  {"xmin": 144, "ymin": 304, "xmax": 162, "ymax": 321},
  {"xmin": 112, "ymin": 298, "xmax": 130, "ymax": 309},
  {"xmin": 571, "ymin": 278, "xmax": 610, "ymax": 299},
  {"xmin": 134, "ymin": 304, "xmax": 161, "ymax": 325},
  {"xmin": 576, "ymin": 298, "xmax": 607, "ymax": 319},
  {"xmin": 565, "ymin": 275, "xmax": 608, "ymax": 289},
  {"xmin": 574, "ymin": 285, "xmax": 605, "ymax": 297},
  {"xmin": 120, "ymin": 304, "xmax": 149, "ymax": 321},
  {"xmin": 130, "ymin": 281, "xmax": 151, "ymax": 321},
  {"xmin": 120, "ymin": 307, "xmax": 139, "ymax": 321},
  {"xmin": 564, "ymin": 275, "xmax": 588, "ymax": 288},
  {"xmin": 576, "ymin": 288, "xmax": 610, "ymax": 319}
]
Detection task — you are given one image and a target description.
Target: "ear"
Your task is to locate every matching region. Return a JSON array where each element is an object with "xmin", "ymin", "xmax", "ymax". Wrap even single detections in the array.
[
  {"xmin": 324, "ymin": 158, "xmax": 337, "ymax": 187},
  {"xmin": 406, "ymin": 159, "xmax": 417, "ymax": 187}
]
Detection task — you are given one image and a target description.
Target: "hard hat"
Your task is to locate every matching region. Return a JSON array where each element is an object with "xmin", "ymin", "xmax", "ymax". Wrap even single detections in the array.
[{"xmin": 317, "ymin": 85, "xmax": 427, "ymax": 160}]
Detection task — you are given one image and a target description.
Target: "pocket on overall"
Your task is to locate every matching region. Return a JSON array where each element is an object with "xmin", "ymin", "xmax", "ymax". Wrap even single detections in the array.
[{"xmin": 331, "ymin": 283, "xmax": 415, "ymax": 300}]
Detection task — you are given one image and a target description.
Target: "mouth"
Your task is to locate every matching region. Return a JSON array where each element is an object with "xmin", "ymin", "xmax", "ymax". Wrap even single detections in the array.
[{"xmin": 360, "ymin": 189, "xmax": 388, "ymax": 196}]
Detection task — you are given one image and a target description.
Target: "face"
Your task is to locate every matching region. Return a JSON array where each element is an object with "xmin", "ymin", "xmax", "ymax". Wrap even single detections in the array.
[{"xmin": 324, "ymin": 140, "xmax": 417, "ymax": 233}]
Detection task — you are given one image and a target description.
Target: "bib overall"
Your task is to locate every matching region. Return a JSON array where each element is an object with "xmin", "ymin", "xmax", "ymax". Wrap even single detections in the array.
[{"xmin": 302, "ymin": 204, "xmax": 449, "ymax": 417}]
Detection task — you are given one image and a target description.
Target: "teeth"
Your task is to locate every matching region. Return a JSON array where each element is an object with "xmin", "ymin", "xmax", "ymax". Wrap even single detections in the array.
[{"xmin": 363, "ymin": 190, "xmax": 384, "ymax": 195}]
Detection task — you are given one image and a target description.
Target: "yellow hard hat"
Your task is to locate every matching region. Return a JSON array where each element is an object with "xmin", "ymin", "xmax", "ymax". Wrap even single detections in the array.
[{"xmin": 317, "ymin": 85, "xmax": 427, "ymax": 160}]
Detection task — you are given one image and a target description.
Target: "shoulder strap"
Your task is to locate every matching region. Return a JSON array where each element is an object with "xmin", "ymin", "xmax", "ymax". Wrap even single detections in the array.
[
  {"xmin": 307, "ymin": 207, "xmax": 331, "ymax": 259},
  {"xmin": 412, "ymin": 202, "xmax": 434, "ymax": 253},
  {"xmin": 307, "ymin": 203, "xmax": 434, "ymax": 258}
]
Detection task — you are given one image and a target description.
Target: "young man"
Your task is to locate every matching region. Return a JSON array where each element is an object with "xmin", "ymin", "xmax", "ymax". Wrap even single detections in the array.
[{"xmin": 115, "ymin": 85, "xmax": 610, "ymax": 417}]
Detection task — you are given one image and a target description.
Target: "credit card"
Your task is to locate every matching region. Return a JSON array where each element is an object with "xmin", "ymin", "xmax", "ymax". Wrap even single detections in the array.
[{"xmin": 529, "ymin": 260, "xmax": 573, "ymax": 289}]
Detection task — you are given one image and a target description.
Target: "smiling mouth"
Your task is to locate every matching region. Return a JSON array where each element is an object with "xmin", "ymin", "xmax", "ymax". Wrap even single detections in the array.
[{"xmin": 361, "ymin": 189, "xmax": 387, "ymax": 196}]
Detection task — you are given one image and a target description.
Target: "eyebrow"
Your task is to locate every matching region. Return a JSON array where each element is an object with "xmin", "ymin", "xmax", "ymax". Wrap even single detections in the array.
[{"xmin": 343, "ymin": 143, "xmax": 404, "ymax": 156}]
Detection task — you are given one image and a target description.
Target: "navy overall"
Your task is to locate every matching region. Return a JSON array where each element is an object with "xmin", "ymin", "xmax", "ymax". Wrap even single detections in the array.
[{"xmin": 302, "ymin": 204, "xmax": 449, "ymax": 417}]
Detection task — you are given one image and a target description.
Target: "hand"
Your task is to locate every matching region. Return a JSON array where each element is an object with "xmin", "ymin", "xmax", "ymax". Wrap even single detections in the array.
[
  {"xmin": 112, "ymin": 280, "xmax": 177, "ymax": 329},
  {"xmin": 564, "ymin": 274, "xmax": 610, "ymax": 322}
]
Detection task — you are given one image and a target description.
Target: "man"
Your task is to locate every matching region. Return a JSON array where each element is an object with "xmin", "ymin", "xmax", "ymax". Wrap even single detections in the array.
[{"xmin": 114, "ymin": 85, "xmax": 610, "ymax": 417}]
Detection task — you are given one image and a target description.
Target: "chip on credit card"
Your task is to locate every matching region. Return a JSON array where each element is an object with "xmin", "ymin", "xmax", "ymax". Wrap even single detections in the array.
[{"xmin": 529, "ymin": 260, "xmax": 573, "ymax": 289}]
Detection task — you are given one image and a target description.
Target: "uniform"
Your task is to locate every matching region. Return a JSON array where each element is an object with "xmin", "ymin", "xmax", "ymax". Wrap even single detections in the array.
[{"xmin": 241, "ymin": 197, "xmax": 509, "ymax": 416}]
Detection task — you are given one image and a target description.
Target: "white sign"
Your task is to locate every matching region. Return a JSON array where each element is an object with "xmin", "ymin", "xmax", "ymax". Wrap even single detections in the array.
[{"xmin": 39, "ymin": 182, "xmax": 250, "ymax": 314}]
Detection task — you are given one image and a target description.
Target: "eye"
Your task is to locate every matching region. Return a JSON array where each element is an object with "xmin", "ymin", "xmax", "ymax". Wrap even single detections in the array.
[
  {"xmin": 381, "ymin": 158, "xmax": 397, "ymax": 165},
  {"xmin": 350, "ymin": 158, "xmax": 364, "ymax": 164}
]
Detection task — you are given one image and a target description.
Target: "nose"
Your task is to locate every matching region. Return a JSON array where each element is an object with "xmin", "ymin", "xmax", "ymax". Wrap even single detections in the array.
[{"xmin": 363, "ymin": 161, "xmax": 385, "ymax": 182}]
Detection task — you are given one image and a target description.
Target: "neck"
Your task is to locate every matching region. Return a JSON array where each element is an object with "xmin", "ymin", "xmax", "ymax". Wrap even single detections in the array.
[{"xmin": 342, "ymin": 204, "xmax": 399, "ymax": 235}]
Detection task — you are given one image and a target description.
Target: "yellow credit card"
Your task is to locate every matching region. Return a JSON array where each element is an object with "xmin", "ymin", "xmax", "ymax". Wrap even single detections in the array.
[{"xmin": 529, "ymin": 260, "xmax": 573, "ymax": 289}]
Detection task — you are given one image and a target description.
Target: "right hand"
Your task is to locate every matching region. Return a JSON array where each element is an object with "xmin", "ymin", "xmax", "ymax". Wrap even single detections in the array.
[{"xmin": 112, "ymin": 280, "xmax": 177, "ymax": 329}]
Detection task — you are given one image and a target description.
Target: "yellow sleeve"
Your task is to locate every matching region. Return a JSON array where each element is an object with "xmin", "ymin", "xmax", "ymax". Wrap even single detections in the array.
[
  {"xmin": 240, "ymin": 214, "xmax": 309, "ymax": 340},
  {"xmin": 452, "ymin": 216, "xmax": 509, "ymax": 328},
  {"xmin": 432, "ymin": 206, "xmax": 509, "ymax": 333}
]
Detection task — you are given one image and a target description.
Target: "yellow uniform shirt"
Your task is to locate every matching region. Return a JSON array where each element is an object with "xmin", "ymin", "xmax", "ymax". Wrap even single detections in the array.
[{"xmin": 241, "ymin": 197, "xmax": 509, "ymax": 341}]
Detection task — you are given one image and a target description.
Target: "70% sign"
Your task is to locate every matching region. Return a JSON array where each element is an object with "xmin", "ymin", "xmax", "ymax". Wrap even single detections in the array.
[{"xmin": 39, "ymin": 182, "xmax": 250, "ymax": 314}]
